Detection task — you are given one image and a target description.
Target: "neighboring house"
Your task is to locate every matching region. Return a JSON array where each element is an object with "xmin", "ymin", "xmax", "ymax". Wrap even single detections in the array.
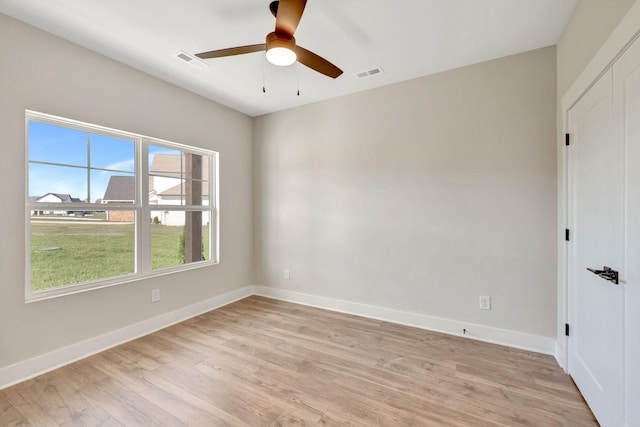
[
  {"xmin": 30, "ymin": 193, "xmax": 82, "ymax": 215},
  {"xmin": 102, "ymin": 175, "xmax": 135, "ymax": 222},
  {"xmin": 102, "ymin": 154, "xmax": 210, "ymax": 225},
  {"xmin": 150, "ymin": 153, "xmax": 210, "ymax": 226}
]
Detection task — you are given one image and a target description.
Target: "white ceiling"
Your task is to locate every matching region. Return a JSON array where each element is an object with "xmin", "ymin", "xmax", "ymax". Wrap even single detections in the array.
[{"xmin": 0, "ymin": 0, "xmax": 578, "ymax": 117}]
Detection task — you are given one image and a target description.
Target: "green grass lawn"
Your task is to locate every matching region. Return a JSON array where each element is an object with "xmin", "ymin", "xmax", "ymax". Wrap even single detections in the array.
[
  {"xmin": 151, "ymin": 223, "xmax": 210, "ymax": 270},
  {"xmin": 31, "ymin": 221, "xmax": 210, "ymax": 291}
]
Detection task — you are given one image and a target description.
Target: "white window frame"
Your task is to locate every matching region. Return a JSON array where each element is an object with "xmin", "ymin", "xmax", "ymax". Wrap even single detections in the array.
[{"xmin": 25, "ymin": 110, "xmax": 219, "ymax": 302}]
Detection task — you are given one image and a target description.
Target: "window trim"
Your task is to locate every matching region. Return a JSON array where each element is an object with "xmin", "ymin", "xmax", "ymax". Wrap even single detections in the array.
[{"xmin": 25, "ymin": 110, "xmax": 219, "ymax": 302}]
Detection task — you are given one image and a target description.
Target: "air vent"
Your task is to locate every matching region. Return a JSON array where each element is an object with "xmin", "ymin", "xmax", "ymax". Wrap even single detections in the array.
[
  {"xmin": 177, "ymin": 52, "xmax": 193, "ymax": 62},
  {"xmin": 355, "ymin": 66, "xmax": 384, "ymax": 79},
  {"xmin": 175, "ymin": 51, "xmax": 208, "ymax": 70}
]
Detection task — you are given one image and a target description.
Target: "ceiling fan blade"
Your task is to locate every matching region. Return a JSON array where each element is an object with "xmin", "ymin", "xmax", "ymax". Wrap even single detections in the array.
[
  {"xmin": 196, "ymin": 44, "xmax": 266, "ymax": 59},
  {"xmin": 296, "ymin": 46, "xmax": 343, "ymax": 78},
  {"xmin": 275, "ymin": 0, "xmax": 307, "ymax": 36}
]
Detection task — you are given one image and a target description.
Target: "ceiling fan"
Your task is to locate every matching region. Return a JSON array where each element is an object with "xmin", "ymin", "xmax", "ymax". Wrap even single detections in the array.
[{"xmin": 195, "ymin": 0, "xmax": 343, "ymax": 79}]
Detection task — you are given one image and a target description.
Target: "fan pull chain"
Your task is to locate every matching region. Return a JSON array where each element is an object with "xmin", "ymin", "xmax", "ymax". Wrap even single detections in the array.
[
  {"xmin": 296, "ymin": 62, "xmax": 300, "ymax": 96},
  {"xmin": 262, "ymin": 55, "xmax": 267, "ymax": 93}
]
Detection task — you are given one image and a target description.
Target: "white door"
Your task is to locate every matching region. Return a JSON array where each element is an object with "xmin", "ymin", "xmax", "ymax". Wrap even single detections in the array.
[
  {"xmin": 614, "ymin": 36, "xmax": 640, "ymax": 427},
  {"xmin": 568, "ymin": 68, "xmax": 625, "ymax": 426}
]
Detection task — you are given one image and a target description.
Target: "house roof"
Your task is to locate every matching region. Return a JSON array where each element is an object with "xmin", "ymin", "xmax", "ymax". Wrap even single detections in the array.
[
  {"xmin": 103, "ymin": 176, "xmax": 135, "ymax": 201},
  {"xmin": 35, "ymin": 193, "xmax": 82, "ymax": 203},
  {"xmin": 150, "ymin": 153, "xmax": 210, "ymax": 179},
  {"xmin": 158, "ymin": 182, "xmax": 210, "ymax": 197},
  {"xmin": 103, "ymin": 155, "xmax": 211, "ymax": 201}
]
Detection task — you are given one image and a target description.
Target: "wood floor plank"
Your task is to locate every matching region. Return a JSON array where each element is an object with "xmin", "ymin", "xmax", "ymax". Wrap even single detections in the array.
[
  {"xmin": 6, "ymin": 369, "xmax": 116, "ymax": 427},
  {"xmin": 0, "ymin": 296, "xmax": 597, "ymax": 426},
  {"xmin": 151, "ymin": 358, "xmax": 284, "ymax": 426},
  {"xmin": 0, "ymin": 390, "xmax": 33, "ymax": 427},
  {"xmin": 137, "ymin": 377, "xmax": 249, "ymax": 426},
  {"xmin": 1, "ymin": 387, "xmax": 57, "ymax": 426}
]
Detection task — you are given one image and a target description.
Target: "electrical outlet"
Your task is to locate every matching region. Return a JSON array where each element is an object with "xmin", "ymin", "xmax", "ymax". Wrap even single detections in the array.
[
  {"xmin": 479, "ymin": 295, "xmax": 491, "ymax": 311},
  {"xmin": 151, "ymin": 288, "xmax": 161, "ymax": 302},
  {"xmin": 284, "ymin": 269, "xmax": 290, "ymax": 280}
]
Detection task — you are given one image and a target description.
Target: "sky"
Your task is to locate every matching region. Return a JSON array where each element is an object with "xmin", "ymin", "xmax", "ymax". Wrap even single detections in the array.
[{"xmin": 28, "ymin": 121, "xmax": 178, "ymax": 202}]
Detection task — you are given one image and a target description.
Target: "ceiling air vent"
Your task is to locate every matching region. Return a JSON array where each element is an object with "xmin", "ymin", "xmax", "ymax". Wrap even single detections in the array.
[
  {"xmin": 175, "ymin": 51, "xmax": 208, "ymax": 70},
  {"xmin": 356, "ymin": 66, "xmax": 384, "ymax": 79}
]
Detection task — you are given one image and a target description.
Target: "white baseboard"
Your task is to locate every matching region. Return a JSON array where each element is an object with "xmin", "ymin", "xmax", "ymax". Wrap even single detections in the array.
[
  {"xmin": 1, "ymin": 284, "xmax": 559, "ymax": 390},
  {"xmin": 255, "ymin": 286, "xmax": 556, "ymax": 355},
  {"xmin": 555, "ymin": 341, "xmax": 568, "ymax": 373},
  {"xmin": 0, "ymin": 286, "xmax": 255, "ymax": 391}
]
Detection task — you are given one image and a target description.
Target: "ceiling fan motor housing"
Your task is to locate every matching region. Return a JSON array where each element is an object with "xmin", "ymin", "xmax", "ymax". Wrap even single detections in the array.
[{"xmin": 266, "ymin": 32, "xmax": 296, "ymax": 52}]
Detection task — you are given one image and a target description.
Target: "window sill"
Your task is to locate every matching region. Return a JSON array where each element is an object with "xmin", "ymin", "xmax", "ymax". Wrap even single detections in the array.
[{"xmin": 25, "ymin": 260, "xmax": 219, "ymax": 303}]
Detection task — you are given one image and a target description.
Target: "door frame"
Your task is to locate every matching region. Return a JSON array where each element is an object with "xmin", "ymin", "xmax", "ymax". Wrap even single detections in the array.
[{"xmin": 557, "ymin": 0, "xmax": 640, "ymax": 372}]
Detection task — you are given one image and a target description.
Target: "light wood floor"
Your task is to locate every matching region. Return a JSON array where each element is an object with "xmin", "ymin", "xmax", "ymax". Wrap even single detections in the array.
[{"xmin": 1, "ymin": 296, "xmax": 596, "ymax": 426}]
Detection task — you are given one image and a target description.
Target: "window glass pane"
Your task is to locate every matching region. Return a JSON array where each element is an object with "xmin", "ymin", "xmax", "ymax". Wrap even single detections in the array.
[
  {"xmin": 149, "ymin": 145, "xmax": 182, "ymax": 204},
  {"xmin": 148, "ymin": 146, "xmax": 209, "ymax": 206},
  {"xmin": 29, "ymin": 163, "xmax": 87, "ymax": 203},
  {"xmin": 93, "ymin": 171, "xmax": 135, "ymax": 204},
  {"xmin": 149, "ymin": 146, "xmax": 183, "ymax": 177},
  {"xmin": 184, "ymin": 153, "xmax": 207, "ymax": 207},
  {"xmin": 149, "ymin": 175, "xmax": 182, "ymax": 204},
  {"xmin": 90, "ymin": 133, "xmax": 135, "ymax": 172},
  {"xmin": 30, "ymin": 211, "xmax": 135, "ymax": 291},
  {"xmin": 151, "ymin": 211, "xmax": 210, "ymax": 270},
  {"xmin": 181, "ymin": 179, "xmax": 210, "ymax": 207},
  {"xmin": 28, "ymin": 121, "xmax": 87, "ymax": 167}
]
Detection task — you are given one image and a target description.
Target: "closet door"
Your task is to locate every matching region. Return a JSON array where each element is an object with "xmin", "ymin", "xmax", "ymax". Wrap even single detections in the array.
[
  {"xmin": 568, "ymin": 68, "xmax": 625, "ymax": 426},
  {"xmin": 614, "ymin": 36, "xmax": 640, "ymax": 427}
]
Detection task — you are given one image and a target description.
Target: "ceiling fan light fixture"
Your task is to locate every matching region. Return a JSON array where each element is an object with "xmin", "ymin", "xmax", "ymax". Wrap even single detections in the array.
[
  {"xmin": 266, "ymin": 47, "xmax": 297, "ymax": 66},
  {"xmin": 265, "ymin": 32, "xmax": 297, "ymax": 66}
]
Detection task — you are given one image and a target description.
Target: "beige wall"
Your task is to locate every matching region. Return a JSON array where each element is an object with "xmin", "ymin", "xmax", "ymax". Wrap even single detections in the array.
[
  {"xmin": 254, "ymin": 47, "xmax": 558, "ymax": 338},
  {"xmin": 0, "ymin": 14, "xmax": 253, "ymax": 369},
  {"xmin": 557, "ymin": 0, "xmax": 636, "ymax": 97}
]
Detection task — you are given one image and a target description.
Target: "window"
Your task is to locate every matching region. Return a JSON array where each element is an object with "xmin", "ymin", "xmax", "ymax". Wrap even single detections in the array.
[{"xmin": 26, "ymin": 110, "xmax": 218, "ymax": 301}]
